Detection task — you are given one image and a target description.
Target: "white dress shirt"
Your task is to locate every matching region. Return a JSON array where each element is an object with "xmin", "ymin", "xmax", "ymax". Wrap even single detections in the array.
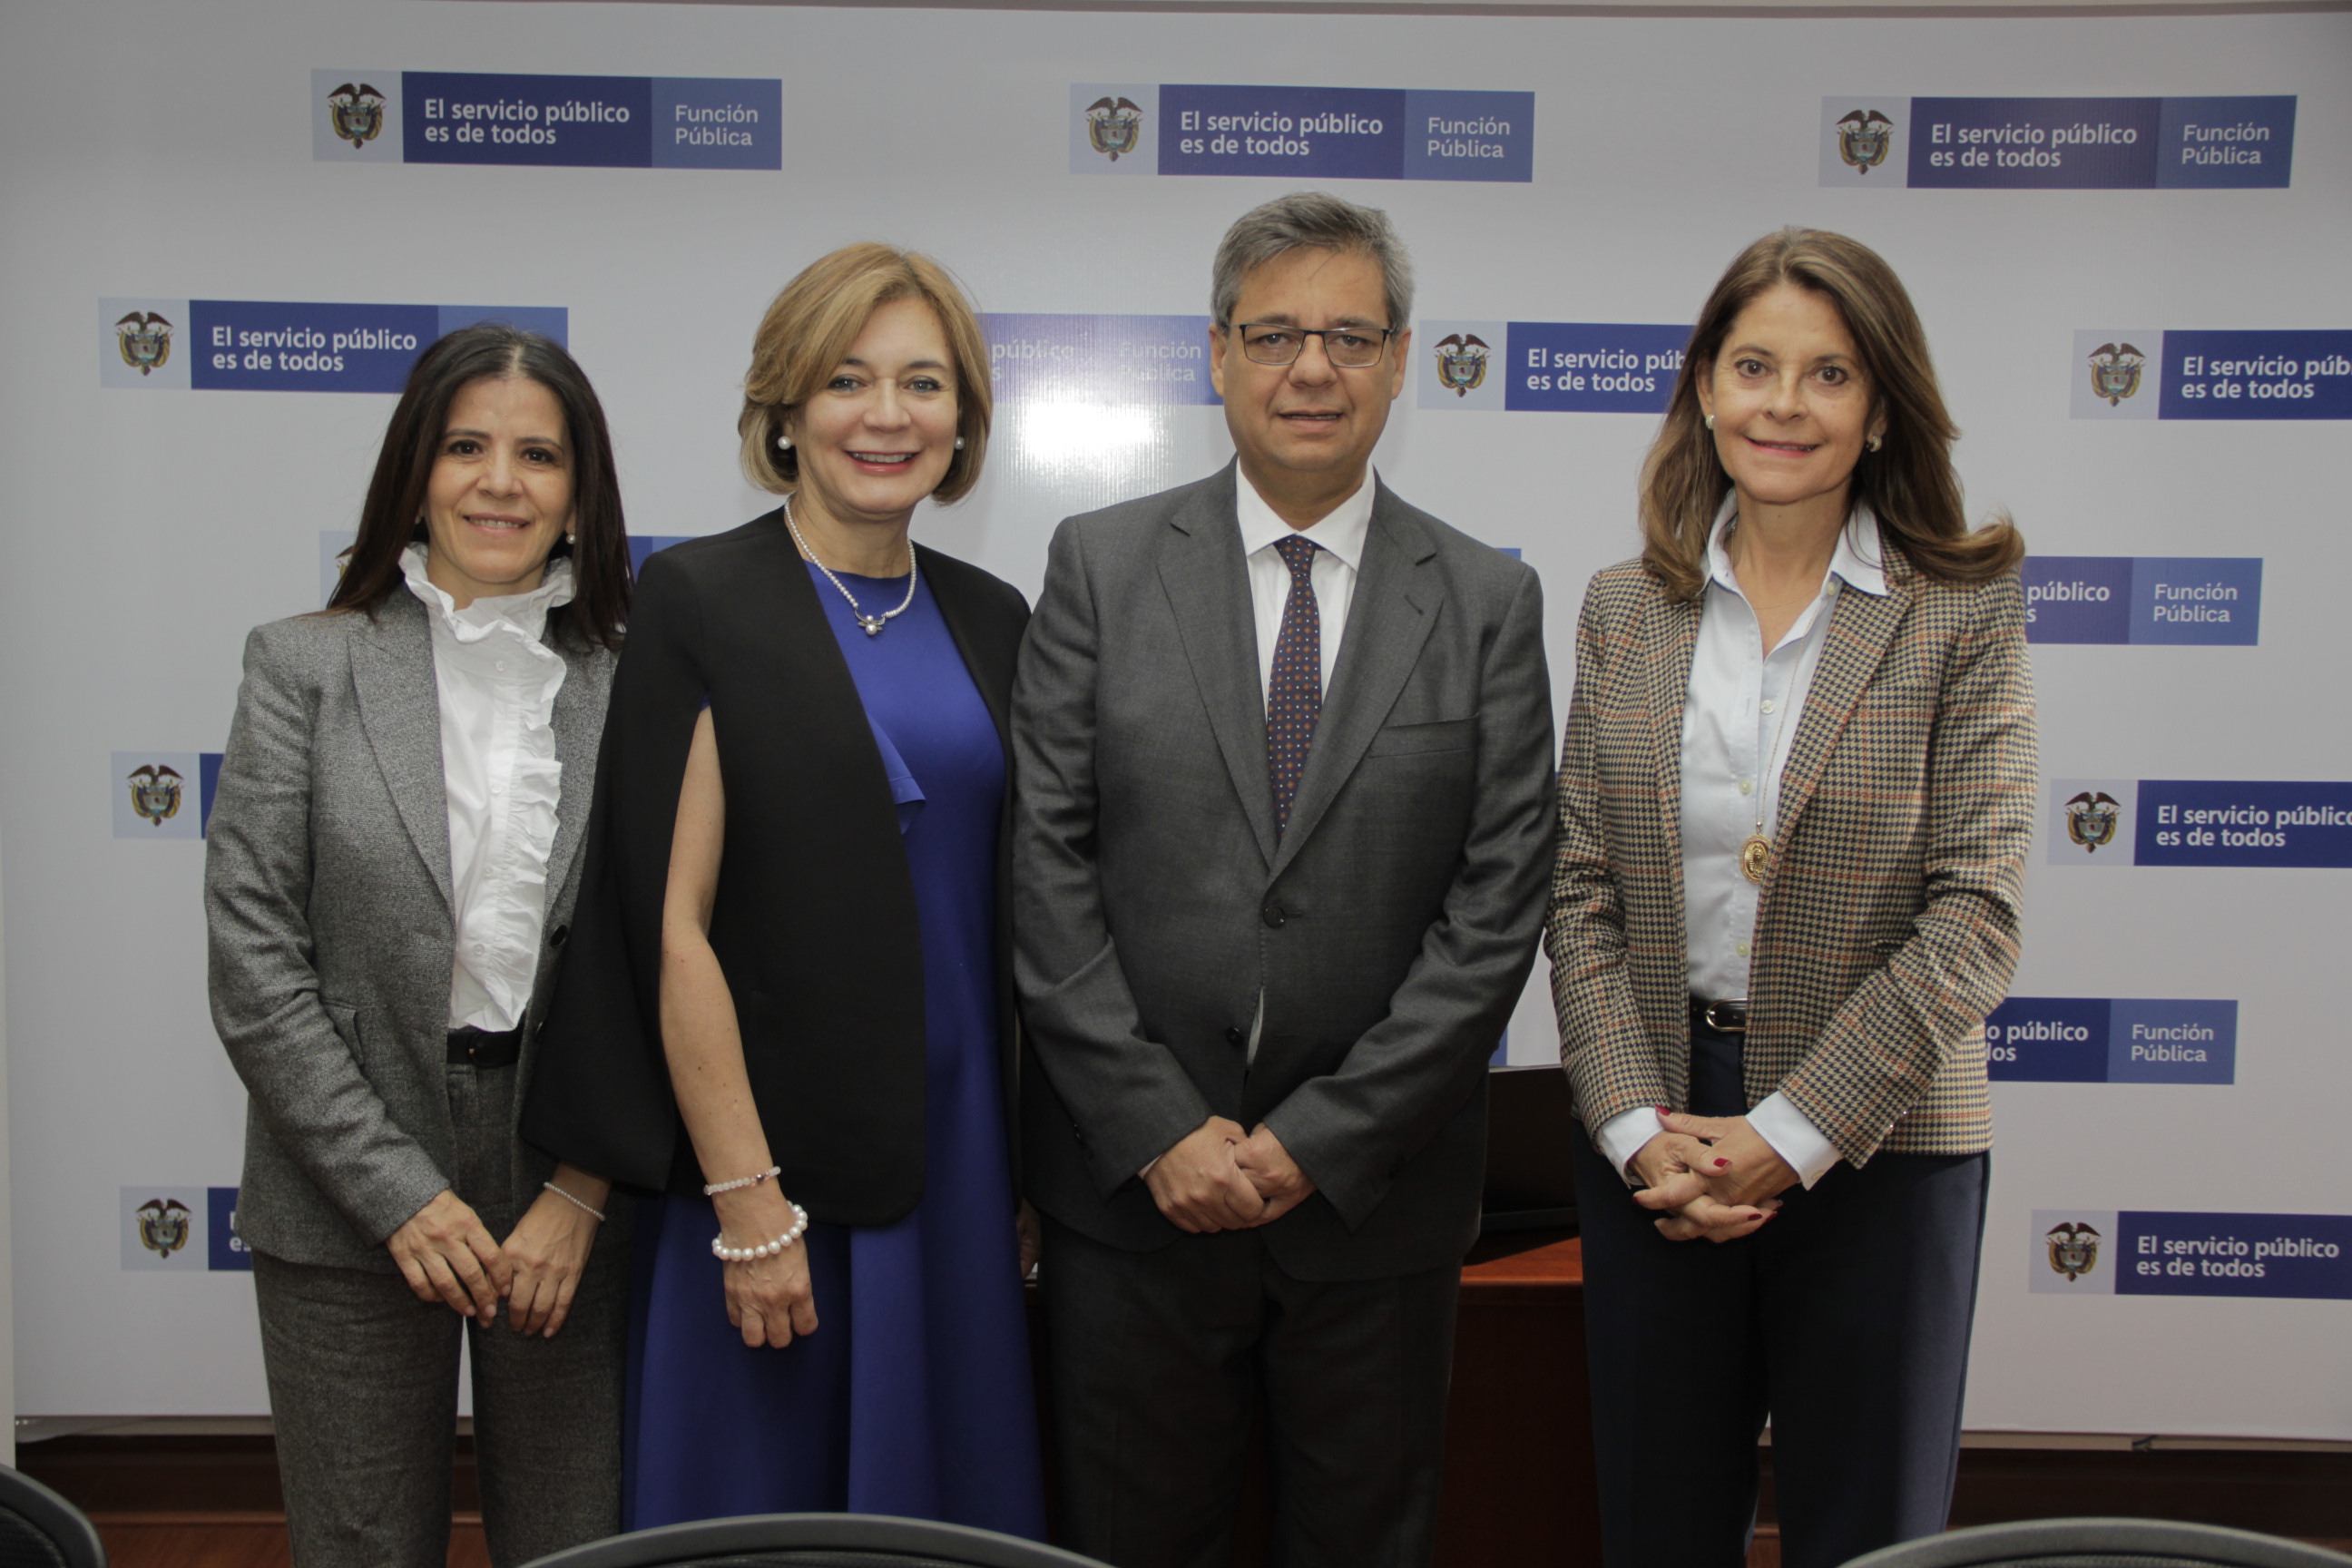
[
  {"xmin": 1142, "ymin": 469, "xmax": 1376, "ymax": 1165},
  {"xmin": 401, "ymin": 546, "xmax": 573, "ymax": 1034},
  {"xmin": 1238, "ymin": 468, "xmax": 1372, "ymax": 702},
  {"xmin": 1594, "ymin": 501, "xmax": 1888, "ymax": 1191}
]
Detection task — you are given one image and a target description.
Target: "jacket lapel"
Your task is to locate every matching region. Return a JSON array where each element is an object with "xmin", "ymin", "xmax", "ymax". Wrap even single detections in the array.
[
  {"xmin": 1268, "ymin": 484, "xmax": 1437, "ymax": 880},
  {"xmin": 348, "ymin": 594, "xmax": 454, "ymax": 911},
  {"xmin": 1771, "ymin": 537, "xmax": 1913, "ymax": 857},
  {"xmin": 1158, "ymin": 466, "xmax": 1279, "ymax": 869},
  {"xmin": 543, "ymin": 638, "xmax": 604, "ymax": 909},
  {"xmin": 1643, "ymin": 588, "xmax": 1702, "ymax": 877}
]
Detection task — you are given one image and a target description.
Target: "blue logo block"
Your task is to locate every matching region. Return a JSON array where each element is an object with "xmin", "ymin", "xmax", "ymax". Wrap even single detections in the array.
[
  {"xmin": 2161, "ymin": 331, "xmax": 2352, "ymax": 420},
  {"xmin": 1504, "ymin": 324, "xmax": 1687, "ymax": 414},
  {"xmin": 2131, "ymin": 557, "xmax": 2260, "ymax": 645},
  {"xmin": 2117, "ymin": 1211, "xmax": 2352, "ymax": 1298},
  {"xmin": 1399, "ymin": 91, "xmax": 1534, "ymax": 183},
  {"xmin": 651, "ymin": 78, "xmax": 783, "ymax": 171},
  {"xmin": 208, "ymin": 1187, "xmax": 253, "ymax": 1271},
  {"xmin": 1161, "ymin": 85, "xmax": 1403, "ymax": 180},
  {"xmin": 2137, "ymin": 780, "xmax": 2352, "ymax": 868},
  {"xmin": 2022, "ymin": 557, "xmax": 2132, "ymax": 644},
  {"xmin": 186, "ymin": 303, "xmax": 564, "ymax": 395},
  {"xmin": 2108, "ymin": 1000, "xmax": 2236, "ymax": 1084},
  {"xmin": 2155, "ymin": 96, "xmax": 2294, "ymax": 189},
  {"xmin": 1985, "ymin": 997, "xmax": 2109, "ymax": 1082},
  {"xmin": 981, "ymin": 314, "xmax": 1219, "ymax": 407},
  {"xmin": 1910, "ymin": 97, "xmax": 2160, "ymax": 189},
  {"xmin": 406, "ymin": 72, "xmax": 652, "ymax": 167}
]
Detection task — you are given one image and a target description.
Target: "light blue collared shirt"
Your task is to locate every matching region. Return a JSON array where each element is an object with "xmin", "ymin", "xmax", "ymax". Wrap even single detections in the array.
[{"xmin": 1596, "ymin": 499, "xmax": 1888, "ymax": 1191}]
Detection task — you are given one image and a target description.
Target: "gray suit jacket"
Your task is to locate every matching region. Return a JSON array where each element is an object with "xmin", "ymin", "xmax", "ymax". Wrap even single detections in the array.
[
  {"xmin": 1013, "ymin": 465, "xmax": 1555, "ymax": 1281},
  {"xmin": 205, "ymin": 591, "xmax": 613, "ymax": 1270}
]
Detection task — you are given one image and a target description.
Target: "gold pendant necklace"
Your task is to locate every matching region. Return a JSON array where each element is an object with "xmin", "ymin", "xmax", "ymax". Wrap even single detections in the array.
[{"xmin": 1741, "ymin": 680, "xmax": 1799, "ymax": 887}]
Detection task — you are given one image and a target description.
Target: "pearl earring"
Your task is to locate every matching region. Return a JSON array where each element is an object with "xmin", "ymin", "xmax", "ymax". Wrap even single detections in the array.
[
  {"xmin": 566, "ymin": 532, "xmax": 577, "ymax": 544},
  {"xmin": 955, "ymin": 436, "xmax": 965, "ymax": 451},
  {"xmin": 1703, "ymin": 414, "xmax": 1716, "ymax": 431},
  {"xmin": 776, "ymin": 433, "xmax": 793, "ymax": 451}
]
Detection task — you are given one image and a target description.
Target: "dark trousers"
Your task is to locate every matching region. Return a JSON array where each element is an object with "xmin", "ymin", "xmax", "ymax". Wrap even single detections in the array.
[
  {"xmin": 1042, "ymin": 1215, "xmax": 1459, "ymax": 1568},
  {"xmin": 1575, "ymin": 1024, "xmax": 1991, "ymax": 1568},
  {"xmin": 250, "ymin": 1063, "xmax": 627, "ymax": 1568}
]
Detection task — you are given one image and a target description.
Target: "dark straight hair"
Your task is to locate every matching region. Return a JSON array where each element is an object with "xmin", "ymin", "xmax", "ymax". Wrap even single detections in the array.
[{"xmin": 328, "ymin": 323, "xmax": 631, "ymax": 649}]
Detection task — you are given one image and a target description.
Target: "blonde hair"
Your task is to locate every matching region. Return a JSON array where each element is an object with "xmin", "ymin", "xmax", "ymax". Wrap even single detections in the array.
[
  {"xmin": 737, "ymin": 243, "xmax": 992, "ymax": 505},
  {"xmin": 1640, "ymin": 227, "xmax": 2023, "ymax": 602}
]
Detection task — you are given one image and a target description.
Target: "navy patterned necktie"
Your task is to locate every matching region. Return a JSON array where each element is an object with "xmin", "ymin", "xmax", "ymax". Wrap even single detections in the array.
[{"xmin": 1267, "ymin": 534, "xmax": 1323, "ymax": 837}]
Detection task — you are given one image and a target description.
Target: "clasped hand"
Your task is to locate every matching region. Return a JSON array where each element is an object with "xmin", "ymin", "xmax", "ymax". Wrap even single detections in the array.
[
  {"xmin": 386, "ymin": 1176, "xmax": 603, "ymax": 1336},
  {"xmin": 1143, "ymin": 1117, "xmax": 1318, "ymax": 1233},
  {"xmin": 1627, "ymin": 1110, "xmax": 1798, "ymax": 1244}
]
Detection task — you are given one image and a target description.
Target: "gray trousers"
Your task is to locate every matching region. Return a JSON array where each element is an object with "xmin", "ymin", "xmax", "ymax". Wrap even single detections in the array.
[{"xmin": 251, "ymin": 1063, "xmax": 627, "ymax": 1568}]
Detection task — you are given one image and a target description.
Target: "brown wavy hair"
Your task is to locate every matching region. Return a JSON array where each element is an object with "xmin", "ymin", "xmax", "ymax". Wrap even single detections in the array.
[
  {"xmin": 1640, "ymin": 227, "xmax": 2023, "ymax": 602},
  {"xmin": 328, "ymin": 323, "xmax": 630, "ymax": 649},
  {"xmin": 738, "ymin": 243, "xmax": 991, "ymax": 505}
]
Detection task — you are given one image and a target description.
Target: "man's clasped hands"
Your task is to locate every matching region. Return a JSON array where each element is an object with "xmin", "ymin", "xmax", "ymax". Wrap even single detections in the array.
[{"xmin": 1145, "ymin": 1116, "xmax": 1319, "ymax": 1233}]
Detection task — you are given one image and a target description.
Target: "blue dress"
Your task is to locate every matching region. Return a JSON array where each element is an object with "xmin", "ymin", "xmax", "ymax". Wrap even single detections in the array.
[{"xmin": 622, "ymin": 563, "xmax": 1045, "ymax": 1538}]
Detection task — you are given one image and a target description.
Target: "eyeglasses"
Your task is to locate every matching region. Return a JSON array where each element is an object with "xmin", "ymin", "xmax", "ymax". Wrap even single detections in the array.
[{"xmin": 1232, "ymin": 323, "xmax": 1396, "ymax": 369}]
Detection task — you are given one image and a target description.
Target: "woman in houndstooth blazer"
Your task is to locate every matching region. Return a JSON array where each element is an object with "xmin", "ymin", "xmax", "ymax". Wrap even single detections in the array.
[{"xmin": 1546, "ymin": 230, "xmax": 2036, "ymax": 1568}]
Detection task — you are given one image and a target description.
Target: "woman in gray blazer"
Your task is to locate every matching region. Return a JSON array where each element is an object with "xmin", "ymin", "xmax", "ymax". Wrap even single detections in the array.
[{"xmin": 205, "ymin": 324, "xmax": 633, "ymax": 1568}]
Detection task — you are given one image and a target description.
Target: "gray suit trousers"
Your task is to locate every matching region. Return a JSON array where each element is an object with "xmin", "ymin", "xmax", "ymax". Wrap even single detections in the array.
[{"xmin": 251, "ymin": 1064, "xmax": 626, "ymax": 1568}]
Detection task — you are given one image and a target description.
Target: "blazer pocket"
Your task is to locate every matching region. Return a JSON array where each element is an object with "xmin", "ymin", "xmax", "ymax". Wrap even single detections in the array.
[
  {"xmin": 329, "ymin": 1002, "xmax": 412, "ymax": 1097},
  {"xmin": 1363, "ymin": 717, "xmax": 1474, "ymax": 758}
]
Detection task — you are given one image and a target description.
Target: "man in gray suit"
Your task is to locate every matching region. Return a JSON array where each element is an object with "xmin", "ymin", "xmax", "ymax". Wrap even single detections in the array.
[{"xmin": 1013, "ymin": 191, "xmax": 1554, "ymax": 1568}]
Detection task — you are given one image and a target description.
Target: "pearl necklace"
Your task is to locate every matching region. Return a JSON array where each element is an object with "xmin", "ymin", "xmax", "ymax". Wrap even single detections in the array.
[{"xmin": 783, "ymin": 492, "xmax": 917, "ymax": 637}]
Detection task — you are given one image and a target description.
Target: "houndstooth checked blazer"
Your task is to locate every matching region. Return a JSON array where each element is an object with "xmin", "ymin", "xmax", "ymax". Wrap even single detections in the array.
[{"xmin": 1544, "ymin": 532, "xmax": 2036, "ymax": 1167}]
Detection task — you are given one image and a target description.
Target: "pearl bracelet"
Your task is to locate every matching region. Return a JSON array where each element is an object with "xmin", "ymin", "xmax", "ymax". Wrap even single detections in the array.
[
  {"xmin": 703, "ymin": 1164, "xmax": 782, "ymax": 1197},
  {"xmin": 711, "ymin": 1200, "xmax": 810, "ymax": 1264},
  {"xmin": 542, "ymin": 1181, "xmax": 606, "ymax": 1222}
]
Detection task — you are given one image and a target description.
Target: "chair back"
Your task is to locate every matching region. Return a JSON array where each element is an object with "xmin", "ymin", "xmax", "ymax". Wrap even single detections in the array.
[
  {"xmin": 1839, "ymin": 1516, "xmax": 2352, "ymax": 1567},
  {"xmin": 0, "ymin": 1464, "xmax": 106, "ymax": 1568},
  {"xmin": 516, "ymin": 1513, "xmax": 1112, "ymax": 1568}
]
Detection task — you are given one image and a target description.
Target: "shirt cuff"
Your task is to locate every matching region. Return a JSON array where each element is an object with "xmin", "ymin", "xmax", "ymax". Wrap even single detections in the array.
[
  {"xmin": 1594, "ymin": 1106, "xmax": 1662, "ymax": 1188},
  {"xmin": 1748, "ymin": 1093, "xmax": 1841, "ymax": 1189}
]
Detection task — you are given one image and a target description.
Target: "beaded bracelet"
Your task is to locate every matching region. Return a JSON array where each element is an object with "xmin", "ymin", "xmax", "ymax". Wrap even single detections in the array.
[
  {"xmin": 711, "ymin": 1200, "xmax": 810, "ymax": 1264},
  {"xmin": 542, "ymin": 1181, "xmax": 607, "ymax": 1222},
  {"xmin": 703, "ymin": 1164, "xmax": 782, "ymax": 1197}
]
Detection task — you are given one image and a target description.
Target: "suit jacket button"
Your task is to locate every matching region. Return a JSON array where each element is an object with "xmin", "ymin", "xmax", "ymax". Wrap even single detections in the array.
[
  {"xmin": 549, "ymin": 924, "xmax": 569, "ymax": 947},
  {"xmin": 1261, "ymin": 904, "xmax": 1286, "ymax": 928},
  {"xmin": 1225, "ymin": 1026, "xmax": 1246, "ymax": 1049}
]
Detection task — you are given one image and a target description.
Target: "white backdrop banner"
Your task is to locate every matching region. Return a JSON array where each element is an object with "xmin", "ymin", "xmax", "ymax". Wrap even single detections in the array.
[{"xmin": 2, "ymin": 0, "xmax": 2347, "ymax": 1436}]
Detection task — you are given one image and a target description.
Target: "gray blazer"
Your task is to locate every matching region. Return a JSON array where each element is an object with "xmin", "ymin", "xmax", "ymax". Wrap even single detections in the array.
[
  {"xmin": 205, "ymin": 591, "xmax": 613, "ymax": 1270},
  {"xmin": 1013, "ymin": 465, "xmax": 1556, "ymax": 1282}
]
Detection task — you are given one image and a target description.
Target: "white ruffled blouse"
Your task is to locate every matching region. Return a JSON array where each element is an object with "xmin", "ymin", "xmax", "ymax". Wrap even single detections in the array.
[{"xmin": 401, "ymin": 545, "xmax": 573, "ymax": 1034}]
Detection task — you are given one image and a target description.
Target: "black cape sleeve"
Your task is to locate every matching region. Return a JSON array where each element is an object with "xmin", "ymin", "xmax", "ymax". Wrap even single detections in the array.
[{"xmin": 520, "ymin": 550, "xmax": 709, "ymax": 1191}]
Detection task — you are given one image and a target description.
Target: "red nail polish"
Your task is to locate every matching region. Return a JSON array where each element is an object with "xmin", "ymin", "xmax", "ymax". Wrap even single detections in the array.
[{"xmin": 1713, "ymin": 1158, "xmax": 1730, "ymax": 1169}]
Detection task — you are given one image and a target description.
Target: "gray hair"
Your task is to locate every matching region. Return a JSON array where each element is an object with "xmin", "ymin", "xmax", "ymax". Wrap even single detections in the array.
[{"xmin": 1210, "ymin": 191, "xmax": 1415, "ymax": 332}]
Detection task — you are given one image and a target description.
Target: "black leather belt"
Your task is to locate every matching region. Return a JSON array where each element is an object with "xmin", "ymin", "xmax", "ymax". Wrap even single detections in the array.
[
  {"xmin": 1690, "ymin": 996, "xmax": 1749, "ymax": 1034},
  {"xmin": 446, "ymin": 1026, "xmax": 523, "ymax": 1068}
]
